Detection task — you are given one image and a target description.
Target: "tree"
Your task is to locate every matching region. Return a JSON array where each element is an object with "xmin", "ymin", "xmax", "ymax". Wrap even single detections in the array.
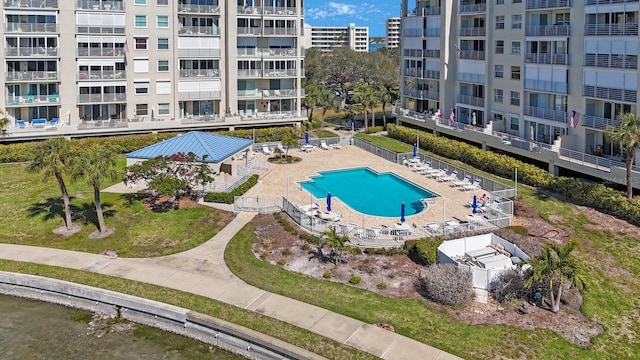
[
  {"xmin": 323, "ymin": 47, "xmax": 363, "ymax": 107},
  {"xmin": 71, "ymin": 147, "xmax": 120, "ymax": 235},
  {"xmin": 281, "ymin": 134, "xmax": 299, "ymax": 158},
  {"xmin": 28, "ymin": 138, "xmax": 76, "ymax": 231},
  {"xmin": 303, "ymin": 82, "xmax": 323, "ymax": 122},
  {"xmin": 354, "ymin": 85, "xmax": 377, "ymax": 131},
  {"xmin": 606, "ymin": 112, "xmax": 640, "ymax": 200},
  {"xmin": 317, "ymin": 86, "xmax": 339, "ymax": 128},
  {"xmin": 518, "ymin": 241, "xmax": 585, "ymax": 313},
  {"xmin": 323, "ymin": 227, "xmax": 350, "ymax": 264}
]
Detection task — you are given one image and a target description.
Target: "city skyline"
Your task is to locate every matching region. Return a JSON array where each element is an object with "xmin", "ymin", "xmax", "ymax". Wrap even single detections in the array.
[{"xmin": 305, "ymin": 0, "xmax": 400, "ymax": 37}]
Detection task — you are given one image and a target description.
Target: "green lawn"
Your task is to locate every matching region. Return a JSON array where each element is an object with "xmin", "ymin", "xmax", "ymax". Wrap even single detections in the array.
[{"xmin": 0, "ymin": 157, "xmax": 230, "ymax": 257}]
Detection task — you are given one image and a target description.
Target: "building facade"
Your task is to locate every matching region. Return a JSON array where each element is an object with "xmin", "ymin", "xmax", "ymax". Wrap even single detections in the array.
[
  {"xmin": 0, "ymin": 0, "xmax": 306, "ymax": 142},
  {"xmin": 308, "ymin": 23, "xmax": 369, "ymax": 52},
  {"xmin": 397, "ymin": 0, "xmax": 640, "ymax": 189},
  {"xmin": 386, "ymin": 17, "xmax": 401, "ymax": 48}
]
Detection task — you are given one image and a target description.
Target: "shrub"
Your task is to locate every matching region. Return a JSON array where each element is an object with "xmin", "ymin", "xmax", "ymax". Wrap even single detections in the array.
[
  {"xmin": 349, "ymin": 275, "xmax": 362, "ymax": 285},
  {"xmin": 404, "ymin": 238, "xmax": 442, "ymax": 265},
  {"xmin": 260, "ymin": 251, "xmax": 269, "ymax": 260},
  {"xmin": 301, "ymin": 243, "xmax": 310, "ymax": 251},
  {"xmin": 273, "ymin": 212, "xmax": 298, "ymax": 235},
  {"xmin": 366, "ymin": 126, "xmax": 384, "ymax": 134},
  {"xmin": 506, "ymin": 226, "xmax": 528, "ymax": 237},
  {"xmin": 300, "ymin": 233, "xmax": 322, "ymax": 245},
  {"xmin": 277, "ymin": 258, "xmax": 288, "ymax": 266},
  {"xmin": 282, "ymin": 247, "xmax": 292, "ymax": 256},
  {"xmin": 323, "ymin": 270, "xmax": 333, "ymax": 279},
  {"xmin": 493, "ymin": 269, "xmax": 528, "ymax": 304},
  {"xmin": 356, "ymin": 259, "xmax": 375, "ymax": 275},
  {"xmin": 204, "ymin": 174, "xmax": 259, "ymax": 203},
  {"xmin": 420, "ymin": 264, "xmax": 473, "ymax": 305},
  {"xmin": 377, "ymin": 282, "xmax": 387, "ymax": 290},
  {"xmin": 364, "ymin": 248, "xmax": 376, "ymax": 255}
]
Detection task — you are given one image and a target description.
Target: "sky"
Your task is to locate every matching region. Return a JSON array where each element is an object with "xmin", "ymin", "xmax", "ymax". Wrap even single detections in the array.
[{"xmin": 304, "ymin": 1, "xmax": 401, "ymax": 37}]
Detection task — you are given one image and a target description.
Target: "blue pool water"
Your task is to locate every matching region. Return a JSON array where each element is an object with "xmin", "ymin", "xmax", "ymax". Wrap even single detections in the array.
[{"xmin": 299, "ymin": 168, "xmax": 438, "ymax": 217}]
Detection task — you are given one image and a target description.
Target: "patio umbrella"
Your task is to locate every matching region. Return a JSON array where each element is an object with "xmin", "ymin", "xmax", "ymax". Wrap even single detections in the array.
[
  {"xmin": 472, "ymin": 195, "xmax": 478, "ymax": 215},
  {"xmin": 400, "ymin": 202, "xmax": 406, "ymax": 223},
  {"xmin": 305, "ymin": 132, "xmax": 309, "ymax": 144},
  {"xmin": 472, "ymin": 112, "xmax": 477, "ymax": 126},
  {"xmin": 204, "ymin": 102, "xmax": 209, "ymax": 114},
  {"xmin": 326, "ymin": 192, "xmax": 332, "ymax": 212},
  {"xmin": 413, "ymin": 143, "xmax": 417, "ymax": 157}
]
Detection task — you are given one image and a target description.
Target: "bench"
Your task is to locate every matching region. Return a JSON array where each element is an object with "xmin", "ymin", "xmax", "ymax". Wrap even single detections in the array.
[{"xmin": 31, "ymin": 119, "xmax": 46, "ymax": 128}]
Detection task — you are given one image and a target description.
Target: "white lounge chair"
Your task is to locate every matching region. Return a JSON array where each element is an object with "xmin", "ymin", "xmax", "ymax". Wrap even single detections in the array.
[
  {"xmin": 262, "ymin": 145, "xmax": 273, "ymax": 155},
  {"xmin": 438, "ymin": 170, "xmax": 458, "ymax": 182},
  {"xmin": 452, "ymin": 175, "xmax": 471, "ymax": 187},
  {"xmin": 424, "ymin": 222, "xmax": 440, "ymax": 234},
  {"xmin": 462, "ymin": 179, "xmax": 481, "ymax": 191},
  {"xmin": 320, "ymin": 140, "xmax": 330, "ymax": 150},
  {"xmin": 435, "ymin": 170, "xmax": 454, "ymax": 181}
]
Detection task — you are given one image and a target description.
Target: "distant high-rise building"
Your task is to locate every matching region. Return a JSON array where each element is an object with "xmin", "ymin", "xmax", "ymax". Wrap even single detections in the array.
[
  {"xmin": 307, "ymin": 23, "xmax": 369, "ymax": 52},
  {"xmin": 386, "ymin": 17, "xmax": 401, "ymax": 48}
]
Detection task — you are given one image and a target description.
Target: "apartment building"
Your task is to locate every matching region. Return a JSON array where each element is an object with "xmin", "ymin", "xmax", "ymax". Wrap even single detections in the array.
[
  {"xmin": 0, "ymin": 0, "xmax": 305, "ymax": 142},
  {"xmin": 308, "ymin": 23, "xmax": 369, "ymax": 52},
  {"xmin": 386, "ymin": 17, "xmax": 401, "ymax": 48},
  {"xmin": 396, "ymin": 0, "xmax": 640, "ymax": 189}
]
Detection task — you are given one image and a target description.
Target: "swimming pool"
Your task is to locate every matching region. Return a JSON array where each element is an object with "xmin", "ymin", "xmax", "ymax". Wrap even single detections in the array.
[{"xmin": 299, "ymin": 167, "xmax": 439, "ymax": 217}]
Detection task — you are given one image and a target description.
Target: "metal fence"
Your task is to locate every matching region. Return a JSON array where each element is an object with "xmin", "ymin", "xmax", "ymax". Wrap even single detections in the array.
[{"xmin": 233, "ymin": 196, "xmax": 284, "ymax": 213}]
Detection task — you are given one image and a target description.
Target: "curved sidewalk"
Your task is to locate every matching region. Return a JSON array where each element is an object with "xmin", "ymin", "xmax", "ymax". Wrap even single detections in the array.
[{"xmin": 0, "ymin": 212, "xmax": 460, "ymax": 360}]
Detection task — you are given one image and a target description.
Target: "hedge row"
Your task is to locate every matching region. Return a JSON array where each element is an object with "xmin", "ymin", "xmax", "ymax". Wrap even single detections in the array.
[
  {"xmin": 387, "ymin": 124, "xmax": 640, "ymax": 226},
  {"xmin": 0, "ymin": 127, "xmax": 300, "ymax": 163},
  {"xmin": 404, "ymin": 238, "xmax": 442, "ymax": 265},
  {"xmin": 204, "ymin": 174, "xmax": 259, "ymax": 204},
  {"xmin": 365, "ymin": 126, "xmax": 384, "ymax": 134}
]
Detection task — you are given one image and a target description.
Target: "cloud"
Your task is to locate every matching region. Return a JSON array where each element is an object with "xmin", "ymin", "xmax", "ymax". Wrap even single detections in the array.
[{"xmin": 307, "ymin": 1, "xmax": 380, "ymax": 20}]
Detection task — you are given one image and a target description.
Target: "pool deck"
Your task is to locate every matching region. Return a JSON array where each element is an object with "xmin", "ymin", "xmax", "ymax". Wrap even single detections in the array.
[{"xmin": 245, "ymin": 145, "xmax": 483, "ymax": 229}]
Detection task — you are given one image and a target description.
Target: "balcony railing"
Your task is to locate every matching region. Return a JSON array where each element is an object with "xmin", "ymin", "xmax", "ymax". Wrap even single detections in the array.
[
  {"xmin": 263, "ymin": 69, "xmax": 298, "ymax": 77},
  {"xmin": 77, "ymin": 70, "xmax": 125, "ymax": 81},
  {"xmin": 237, "ymin": 27, "xmax": 263, "ymax": 36},
  {"xmin": 5, "ymin": 23, "xmax": 59, "ymax": 33},
  {"xmin": 407, "ymin": 7, "xmax": 441, "ymax": 16},
  {"xmin": 525, "ymin": 25, "xmax": 569, "ymax": 36},
  {"xmin": 425, "ymin": 70, "xmax": 440, "ymax": 79},
  {"xmin": 76, "ymin": 0, "xmax": 124, "ymax": 11},
  {"xmin": 179, "ymin": 69, "xmax": 219, "ymax": 78},
  {"xmin": 76, "ymin": 25, "xmax": 126, "ymax": 34},
  {"xmin": 78, "ymin": 118, "xmax": 129, "ymax": 130},
  {"xmin": 525, "ymin": 53, "xmax": 569, "ymax": 65},
  {"xmin": 238, "ymin": 6, "xmax": 297, "ymax": 16},
  {"xmin": 6, "ymin": 94, "xmax": 59, "ymax": 105},
  {"xmin": 6, "ymin": 71, "xmax": 59, "ymax": 81},
  {"xmin": 525, "ymin": 0, "xmax": 571, "ymax": 9},
  {"xmin": 581, "ymin": 114, "xmax": 619, "ymax": 130},
  {"xmin": 237, "ymin": 69, "xmax": 263, "ymax": 78},
  {"xmin": 237, "ymin": 47, "xmax": 299, "ymax": 57},
  {"xmin": 262, "ymin": 28, "xmax": 297, "ymax": 36},
  {"xmin": 403, "ymin": 28, "xmax": 440, "ymax": 37},
  {"xmin": 459, "ymin": 27, "xmax": 486, "ymax": 37},
  {"xmin": 178, "ymin": 90, "xmax": 221, "ymax": 100},
  {"xmin": 583, "ymin": 85, "xmax": 637, "ymax": 103},
  {"xmin": 178, "ymin": 4, "xmax": 219, "ymax": 14},
  {"xmin": 457, "ymin": 72, "xmax": 485, "ymax": 83},
  {"xmin": 458, "ymin": 50, "xmax": 485, "ymax": 60},
  {"xmin": 4, "ymin": 47, "xmax": 58, "ymax": 57},
  {"xmin": 456, "ymin": 94, "xmax": 485, "ymax": 107},
  {"xmin": 262, "ymin": 89, "xmax": 297, "ymax": 97},
  {"xmin": 586, "ymin": 0, "xmax": 639, "ymax": 5},
  {"xmin": 78, "ymin": 93, "xmax": 126, "ymax": 103},
  {"xmin": 237, "ymin": 89, "xmax": 259, "ymax": 97},
  {"xmin": 4, "ymin": 0, "xmax": 57, "ymax": 8},
  {"xmin": 403, "ymin": 88, "xmax": 439, "ymax": 100},
  {"xmin": 584, "ymin": 53, "xmax": 638, "ymax": 69},
  {"xmin": 559, "ymin": 147, "xmax": 635, "ymax": 172},
  {"xmin": 459, "ymin": 3, "xmax": 487, "ymax": 14},
  {"xmin": 77, "ymin": 47, "xmax": 124, "ymax": 57},
  {"xmin": 524, "ymin": 79, "xmax": 568, "ymax": 94},
  {"xmin": 585, "ymin": 23, "xmax": 639, "ymax": 36},
  {"xmin": 523, "ymin": 106, "xmax": 567, "ymax": 123},
  {"xmin": 178, "ymin": 25, "xmax": 219, "ymax": 36},
  {"xmin": 177, "ymin": 48, "xmax": 221, "ymax": 57}
]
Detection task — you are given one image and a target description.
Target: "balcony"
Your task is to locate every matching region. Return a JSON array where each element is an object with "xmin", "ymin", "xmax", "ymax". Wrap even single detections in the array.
[
  {"xmin": 584, "ymin": 53, "xmax": 638, "ymax": 69},
  {"xmin": 238, "ymin": 6, "xmax": 297, "ymax": 16},
  {"xmin": 458, "ymin": 50, "xmax": 485, "ymax": 60},
  {"xmin": 404, "ymin": 88, "xmax": 440, "ymax": 100},
  {"xmin": 4, "ymin": 0, "xmax": 58, "ymax": 8},
  {"xmin": 525, "ymin": 53, "xmax": 569, "ymax": 65},
  {"xmin": 525, "ymin": 25, "xmax": 569, "ymax": 36},
  {"xmin": 581, "ymin": 114, "xmax": 619, "ymax": 130},
  {"xmin": 584, "ymin": 23, "xmax": 639, "ymax": 36},
  {"xmin": 178, "ymin": 25, "xmax": 219, "ymax": 36},
  {"xmin": 583, "ymin": 85, "xmax": 637, "ymax": 103},
  {"xmin": 459, "ymin": 27, "xmax": 486, "ymax": 37},
  {"xmin": 407, "ymin": 7, "xmax": 441, "ymax": 16},
  {"xmin": 524, "ymin": 79, "xmax": 568, "ymax": 94},
  {"xmin": 237, "ymin": 89, "xmax": 260, "ymax": 98},
  {"xmin": 459, "ymin": 3, "xmax": 487, "ymax": 14},
  {"xmin": 237, "ymin": 27, "xmax": 263, "ymax": 36},
  {"xmin": 178, "ymin": 3, "xmax": 219, "ymax": 14},
  {"xmin": 76, "ymin": 25, "xmax": 125, "ymax": 34},
  {"xmin": 6, "ymin": 94, "xmax": 59, "ymax": 106},
  {"xmin": 525, "ymin": 0, "xmax": 571, "ymax": 9},
  {"xmin": 4, "ymin": 47, "xmax": 58, "ymax": 57},
  {"xmin": 178, "ymin": 90, "xmax": 221, "ymax": 100},
  {"xmin": 262, "ymin": 89, "xmax": 297, "ymax": 98},
  {"xmin": 262, "ymin": 28, "xmax": 297, "ymax": 36},
  {"xmin": 586, "ymin": 0, "xmax": 639, "ymax": 4},
  {"xmin": 5, "ymin": 23, "xmax": 58, "ymax": 33},
  {"xmin": 76, "ymin": 0, "xmax": 124, "ymax": 11},
  {"xmin": 179, "ymin": 69, "xmax": 220, "ymax": 78},
  {"xmin": 177, "ymin": 48, "xmax": 221, "ymax": 57},
  {"xmin": 6, "ymin": 71, "xmax": 59, "ymax": 82},
  {"xmin": 77, "ymin": 47, "xmax": 124, "ymax": 57},
  {"xmin": 237, "ymin": 47, "xmax": 299, "ymax": 57},
  {"xmin": 237, "ymin": 69, "xmax": 263, "ymax": 78},
  {"xmin": 78, "ymin": 70, "xmax": 125, "ymax": 81},
  {"xmin": 456, "ymin": 94, "xmax": 485, "ymax": 107},
  {"xmin": 263, "ymin": 69, "xmax": 298, "ymax": 77},
  {"xmin": 523, "ymin": 106, "xmax": 567, "ymax": 123},
  {"xmin": 77, "ymin": 93, "xmax": 126, "ymax": 104},
  {"xmin": 457, "ymin": 72, "xmax": 486, "ymax": 83}
]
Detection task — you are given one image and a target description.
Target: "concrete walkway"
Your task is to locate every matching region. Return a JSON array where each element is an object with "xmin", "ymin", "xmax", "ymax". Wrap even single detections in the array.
[{"xmin": 0, "ymin": 212, "xmax": 461, "ymax": 360}]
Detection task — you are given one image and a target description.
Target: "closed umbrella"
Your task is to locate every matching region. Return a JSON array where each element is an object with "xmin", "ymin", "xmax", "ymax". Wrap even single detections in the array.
[
  {"xmin": 472, "ymin": 195, "xmax": 478, "ymax": 214},
  {"xmin": 305, "ymin": 132, "xmax": 309, "ymax": 144},
  {"xmin": 326, "ymin": 193, "xmax": 332, "ymax": 212},
  {"xmin": 204, "ymin": 102, "xmax": 209, "ymax": 114},
  {"xmin": 472, "ymin": 112, "xmax": 477, "ymax": 126},
  {"xmin": 400, "ymin": 202, "xmax": 406, "ymax": 223},
  {"xmin": 413, "ymin": 143, "xmax": 417, "ymax": 157}
]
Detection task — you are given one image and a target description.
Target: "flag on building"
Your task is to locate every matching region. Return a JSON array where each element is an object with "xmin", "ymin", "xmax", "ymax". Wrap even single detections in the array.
[
  {"xmin": 454, "ymin": 45, "xmax": 462, "ymax": 52},
  {"xmin": 243, "ymin": 0, "xmax": 249, "ymax": 9},
  {"xmin": 570, "ymin": 110, "xmax": 580, "ymax": 127},
  {"xmin": 123, "ymin": 39, "xmax": 129, "ymax": 67}
]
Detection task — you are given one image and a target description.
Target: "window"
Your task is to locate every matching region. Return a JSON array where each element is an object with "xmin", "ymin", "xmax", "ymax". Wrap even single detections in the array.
[
  {"xmin": 135, "ymin": 37, "xmax": 148, "ymax": 50},
  {"xmin": 157, "ymin": 60, "xmax": 169, "ymax": 72},
  {"xmin": 511, "ymin": 66, "xmax": 521, "ymax": 80},
  {"xmin": 134, "ymin": 82, "xmax": 149, "ymax": 95},
  {"xmin": 134, "ymin": 0, "xmax": 146, "ymax": 4},
  {"xmin": 494, "ymin": 89, "xmax": 503, "ymax": 103},
  {"xmin": 495, "ymin": 40, "xmax": 504, "ymax": 54},
  {"xmin": 136, "ymin": 104, "xmax": 148, "ymax": 116},
  {"xmin": 556, "ymin": 13, "xmax": 570, "ymax": 25},
  {"xmin": 496, "ymin": 0, "xmax": 504, "ymax": 4},
  {"xmin": 511, "ymin": 41, "xmax": 521, "ymax": 55},
  {"xmin": 512, "ymin": 15, "xmax": 522, "ymax": 29},
  {"xmin": 157, "ymin": 15, "xmax": 169, "ymax": 28},
  {"xmin": 496, "ymin": 16, "xmax": 504, "ymax": 29},
  {"xmin": 157, "ymin": 0, "xmax": 168, "ymax": 5},
  {"xmin": 157, "ymin": 38, "xmax": 169, "ymax": 50},
  {"xmin": 133, "ymin": 58, "xmax": 149, "ymax": 73},
  {"xmin": 156, "ymin": 80, "xmax": 171, "ymax": 94},
  {"xmin": 510, "ymin": 91, "xmax": 520, "ymax": 106},
  {"xmin": 512, "ymin": 0, "xmax": 522, "ymax": 3},
  {"xmin": 135, "ymin": 15, "xmax": 147, "ymax": 28},
  {"xmin": 495, "ymin": 65, "xmax": 504, "ymax": 78},
  {"xmin": 158, "ymin": 103, "xmax": 170, "ymax": 115},
  {"xmin": 510, "ymin": 116, "xmax": 519, "ymax": 131}
]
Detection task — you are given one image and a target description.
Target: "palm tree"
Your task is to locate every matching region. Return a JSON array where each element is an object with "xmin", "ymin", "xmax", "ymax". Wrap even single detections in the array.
[
  {"xmin": 317, "ymin": 87, "xmax": 339, "ymax": 128},
  {"xmin": 71, "ymin": 147, "xmax": 120, "ymax": 235},
  {"xmin": 323, "ymin": 227, "xmax": 350, "ymax": 264},
  {"xmin": 606, "ymin": 112, "xmax": 640, "ymax": 200},
  {"xmin": 281, "ymin": 134, "xmax": 299, "ymax": 158},
  {"xmin": 518, "ymin": 241, "xmax": 585, "ymax": 313},
  {"xmin": 28, "ymin": 138, "xmax": 75, "ymax": 231},
  {"xmin": 303, "ymin": 82, "xmax": 322, "ymax": 122},
  {"xmin": 354, "ymin": 85, "xmax": 377, "ymax": 131}
]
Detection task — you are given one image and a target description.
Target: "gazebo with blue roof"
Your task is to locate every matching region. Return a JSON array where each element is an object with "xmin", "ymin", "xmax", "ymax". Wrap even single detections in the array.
[{"xmin": 126, "ymin": 131, "xmax": 253, "ymax": 175}]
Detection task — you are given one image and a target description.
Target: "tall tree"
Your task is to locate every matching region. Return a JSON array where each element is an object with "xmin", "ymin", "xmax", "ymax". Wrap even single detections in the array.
[
  {"xmin": 28, "ymin": 138, "xmax": 76, "ymax": 231},
  {"xmin": 354, "ymin": 85, "xmax": 377, "ymax": 130},
  {"xmin": 606, "ymin": 112, "xmax": 640, "ymax": 200},
  {"xmin": 303, "ymin": 82, "xmax": 323, "ymax": 122},
  {"xmin": 371, "ymin": 50, "xmax": 400, "ymax": 129},
  {"xmin": 324, "ymin": 46, "xmax": 362, "ymax": 107},
  {"xmin": 518, "ymin": 241, "xmax": 585, "ymax": 313},
  {"xmin": 71, "ymin": 147, "xmax": 120, "ymax": 235},
  {"xmin": 317, "ymin": 86, "xmax": 339, "ymax": 128}
]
